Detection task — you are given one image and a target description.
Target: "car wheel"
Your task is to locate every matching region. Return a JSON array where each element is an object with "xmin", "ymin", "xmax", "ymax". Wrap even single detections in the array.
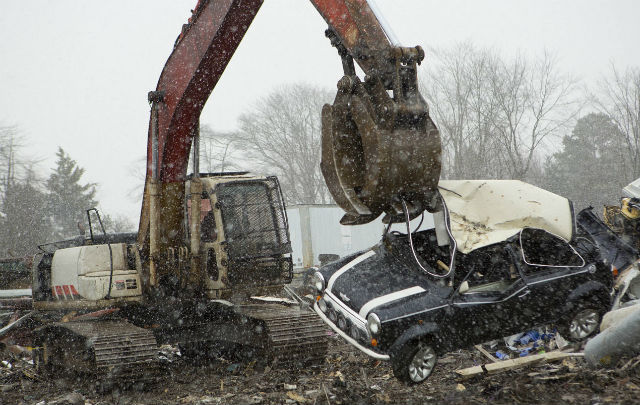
[
  {"xmin": 391, "ymin": 340, "xmax": 437, "ymax": 384},
  {"xmin": 560, "ymin": 304, "xmax": 602, "ymax": 342}
]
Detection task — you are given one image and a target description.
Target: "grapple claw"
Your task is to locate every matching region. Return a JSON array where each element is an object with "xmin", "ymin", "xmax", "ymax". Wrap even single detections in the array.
[{"xmin": 321, "ymin": 59, "xmax": 442, "ymax": 225}]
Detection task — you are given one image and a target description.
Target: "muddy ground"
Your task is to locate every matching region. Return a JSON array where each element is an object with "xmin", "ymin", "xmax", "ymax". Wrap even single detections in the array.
[{"xmin": 1, "ymin": 335, "xmax": 639, "ymax": 405}]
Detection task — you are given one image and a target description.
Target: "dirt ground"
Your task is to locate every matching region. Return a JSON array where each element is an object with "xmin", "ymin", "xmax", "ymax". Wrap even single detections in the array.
[{"xmin": 1, "ymin": 334, "xmax": 640, "ymax": 405}]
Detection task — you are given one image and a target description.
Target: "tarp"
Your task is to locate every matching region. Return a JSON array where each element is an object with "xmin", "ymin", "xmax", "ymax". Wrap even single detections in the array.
[
  {"xmin": 623, "ymin": 177, "xmax": 640, "ymax": 198},
  {"xmin": 438, "ymin": 180, "xmax": 574, "ymax": 254}
]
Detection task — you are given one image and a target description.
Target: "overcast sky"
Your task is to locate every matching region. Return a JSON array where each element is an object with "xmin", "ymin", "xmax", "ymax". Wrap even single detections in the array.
[{"xmin": 1, "ymin": 0, "xmax": 639, "ymax": 223}]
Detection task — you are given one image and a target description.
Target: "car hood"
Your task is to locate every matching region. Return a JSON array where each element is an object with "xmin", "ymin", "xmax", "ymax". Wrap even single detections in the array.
[
  {"xmin": 319, "ymin": 241, "xmax": 450, "ymax": 319},
  {"xmin": 439, "ymin": 180, "xmax": 574, "ymax": 253}
]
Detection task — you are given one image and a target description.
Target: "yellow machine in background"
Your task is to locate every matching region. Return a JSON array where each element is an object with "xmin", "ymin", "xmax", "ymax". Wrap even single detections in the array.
[{"xmin": 604, "ymin": 184, "xmax": 640, "ymax": 251}]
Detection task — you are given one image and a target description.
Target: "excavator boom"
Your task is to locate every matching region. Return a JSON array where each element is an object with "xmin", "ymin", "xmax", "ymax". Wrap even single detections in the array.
[{"xmin": 139, "ymin": 0, "xmax": 441, "ymax": 249}]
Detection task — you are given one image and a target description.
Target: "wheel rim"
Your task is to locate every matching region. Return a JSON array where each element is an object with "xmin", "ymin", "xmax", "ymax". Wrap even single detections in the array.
[
  {"xmin": 569, "ymin": 309, "xmax": 599, "ymax": 340},
  {"xmin": 408, "ymin": 344, "xmax": 436, "ymax": 383}
]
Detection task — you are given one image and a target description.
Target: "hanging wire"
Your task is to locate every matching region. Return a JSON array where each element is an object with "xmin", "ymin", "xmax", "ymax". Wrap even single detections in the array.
[
  {"xmin": 414, "ymin": 212, "xmax": 424, "ymax": 232},
  {"xmin": 383, "ymin": 219, "xmax": 393, "ymax": 236},
  {"xmin": 402, "ymin": 200, "xmax": 452, "ymax": 278},
  {"xmin": 385, "ymin": 210, "xmax": 423, "ymax": 237}
]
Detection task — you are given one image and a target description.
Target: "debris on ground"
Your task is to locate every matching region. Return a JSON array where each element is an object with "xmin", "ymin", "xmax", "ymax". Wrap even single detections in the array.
[
  {"xmin": 456, "ymin": 351, "xmax": 582, "ymax": 379},
  {"xmin": 503, "ymin": 328, "xmax": 559, "ymax": 357},
  {"xmin": 1, "ymin": 334, "xmax": 640, "ymax": 404},
  {"xmin": 471, "ymin": 326, "xmax": 569, "ymax": 364},
  {"xmin": 585, "ymin": 303, "xmax": 640, "ymax": 367},
  {"xmin": 46, "ymin": 392, "xmax": 85, "ymax": 405}
]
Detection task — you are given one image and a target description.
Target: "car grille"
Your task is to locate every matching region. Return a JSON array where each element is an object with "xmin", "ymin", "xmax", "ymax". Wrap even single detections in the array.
[{"xmin": 321, "ymin": 292, "xmax": 369, "ymax": 345}]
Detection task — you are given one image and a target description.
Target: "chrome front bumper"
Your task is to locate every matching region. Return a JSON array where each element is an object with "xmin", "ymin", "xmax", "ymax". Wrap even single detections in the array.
[{"xmin": 313, "ymin": 300, "xmax": 389, "ymax": 361}]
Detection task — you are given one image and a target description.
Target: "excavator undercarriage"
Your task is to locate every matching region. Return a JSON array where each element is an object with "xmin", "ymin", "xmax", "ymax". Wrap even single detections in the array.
[{"xmin": 174, "ymin": 304, "xmax": 328, "ymax": 368}]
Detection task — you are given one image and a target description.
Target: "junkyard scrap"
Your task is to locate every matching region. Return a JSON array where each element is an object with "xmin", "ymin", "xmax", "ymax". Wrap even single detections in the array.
[
  {"xmin": 2, "ymin": 1, "xmax": 640, "ymax": 404},
  {"xmin": 2, "ymin": 305, "xmax": 640, "ymax": 405},
  {"xmin": 3, "ymin": 178, "xmax": 640, "ymax": 404},
  {"xmin": 3, "ymin": 183, "xmax": 640, "ymax": 402}
]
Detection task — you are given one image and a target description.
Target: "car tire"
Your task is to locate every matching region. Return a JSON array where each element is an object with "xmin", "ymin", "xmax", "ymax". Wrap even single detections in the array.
[
  {"xmin": 559, "ymin": 302, "xmax": 603, "ymax": 342},
  {"xmin": 391, "ymin": 339, "xmax": 438, "ymax": 384}
]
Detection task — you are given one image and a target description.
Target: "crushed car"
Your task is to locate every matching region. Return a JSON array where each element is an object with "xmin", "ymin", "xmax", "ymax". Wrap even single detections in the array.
[{"xmin": 312, "ymin": 180, "xmax": 615, "ymax": 384}]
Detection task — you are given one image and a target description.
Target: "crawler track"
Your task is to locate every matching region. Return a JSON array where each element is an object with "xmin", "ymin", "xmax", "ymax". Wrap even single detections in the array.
[
  {"xmin": 239, "ymin": 306, "xmax": 329, "ymax": 368},
  {"xmin": 36, "ymin": 320, "xmax": 159, "ymax": 381}
]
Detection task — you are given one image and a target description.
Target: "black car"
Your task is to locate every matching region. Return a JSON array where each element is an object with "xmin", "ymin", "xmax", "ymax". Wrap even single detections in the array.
[{"xmin": 312, "ymin": 180, "xmax": 615, "ymax": 384}]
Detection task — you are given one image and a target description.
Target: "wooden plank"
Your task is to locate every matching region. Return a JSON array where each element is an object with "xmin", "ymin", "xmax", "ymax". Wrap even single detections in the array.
[
  {"xmin": 474, "ymin": 344, "xmax": 499, "ymax": 363},
  {"xmin": 456, "ymin": 351, "xmax": 583, "ymax": 379}
]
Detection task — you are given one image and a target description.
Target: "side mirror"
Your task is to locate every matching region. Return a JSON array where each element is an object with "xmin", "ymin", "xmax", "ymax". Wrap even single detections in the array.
[{"xmin": 458, "ymin": 280, "xmax": 469, "ymax": 294}]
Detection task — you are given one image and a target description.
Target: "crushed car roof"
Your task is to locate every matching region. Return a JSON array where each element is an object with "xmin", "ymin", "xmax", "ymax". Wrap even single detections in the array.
[{"xmin": 438, "ymin": 180, "xmax": 574, "ymax": 254}]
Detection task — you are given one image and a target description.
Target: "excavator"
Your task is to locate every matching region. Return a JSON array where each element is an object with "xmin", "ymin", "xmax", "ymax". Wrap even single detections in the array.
[{"xmin": 19, "ymin": 0, "xmax": 441, "ymax": 381}]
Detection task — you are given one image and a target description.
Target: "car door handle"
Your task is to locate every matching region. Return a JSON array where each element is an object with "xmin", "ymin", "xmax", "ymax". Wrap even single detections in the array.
[{"xmin": 518, "ymin": 290, "xmax": 530, "ymax": 299}]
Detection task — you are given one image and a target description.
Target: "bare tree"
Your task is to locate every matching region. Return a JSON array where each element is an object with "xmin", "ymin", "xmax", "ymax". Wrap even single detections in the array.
[
  {"xmin": 125, "ymin": 125, "xmax": 241, "ymax": 205},
  {"xmin": 489, "ymin": 51, "xmax": 578, "ymax": 179},
  {"xmin": 199, "ymin": 125, "xmax": 241, "ymax": 173},
  {"xmin": 0, "ymin": 125, "xmax": 23, "ymax": 205},
  {"xmin": 422, "ymin": 44, "xmax": 578, "ymax": 181},
  {"xmin": 100, "ymin": 213, "xmax": 136, "ymax": 233},
  {"xmin": 423, "ymin": 43, "xmax": 504, "ymax": 179},
  {"xmin": 126, "ymin": 155, "xmax": 147, "ymax": 204},
  {"xmin": 234, "ymin": 84, "xmax": 333, "ymax": 205},
  {"xmin": 597, "ymin": 65, "xmax": 640, "ymax": 180}
]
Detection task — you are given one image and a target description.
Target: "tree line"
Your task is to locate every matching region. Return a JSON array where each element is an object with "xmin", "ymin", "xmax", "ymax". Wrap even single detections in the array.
[
  {"xmin": 422, "ymin": 42, "xmax": 639, "ymax": 211},
  {"xmin": 210, "ymin": 42, "xmax": 639, "ymax": 215},
  {"xmin": 2, "ymin": 41, "xmax": 638, "ymax": 255},
  {"xmin": 0, "ymin": 141, "xmax": 133, "ymax": 258}
]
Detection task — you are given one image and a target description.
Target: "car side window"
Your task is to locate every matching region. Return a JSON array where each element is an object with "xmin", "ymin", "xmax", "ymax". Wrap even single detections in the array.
[
  {"xmin": 520, "ymin": 228, "xmax": 584, "ymax": 268},
  {"xmin": 459, "ymin": 247, "xmax": 518, "ymax": 294}
]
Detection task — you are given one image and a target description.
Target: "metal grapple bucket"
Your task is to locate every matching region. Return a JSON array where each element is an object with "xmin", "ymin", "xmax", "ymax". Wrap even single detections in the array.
[{"xmin": 321, "ymin": 53, "xmax": 442, "ymax": 225}]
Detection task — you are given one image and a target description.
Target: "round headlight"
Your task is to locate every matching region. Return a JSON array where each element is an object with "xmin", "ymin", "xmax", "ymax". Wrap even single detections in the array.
[
  {"xmin": 318, "ymin": 297, "xmax": 327, "ymax": 312},
  {"xmin": 312, "ymin": 271, "xmax": 325, "ymax": 293},
  {"xmin": 367, "ymin": 313, "xmax": 381, "ymax": 336}
]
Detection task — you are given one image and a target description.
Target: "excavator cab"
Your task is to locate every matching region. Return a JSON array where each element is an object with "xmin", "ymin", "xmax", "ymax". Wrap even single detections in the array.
[{"xmin": 185, "ymin": 173, "xmax": 293, "ymax": 299}]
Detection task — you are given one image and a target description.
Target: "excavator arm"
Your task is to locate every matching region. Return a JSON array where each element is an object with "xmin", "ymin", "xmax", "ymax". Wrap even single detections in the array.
[{"xmin": 138, "ymin": 0, "xmax": 441, "ymax": 253}]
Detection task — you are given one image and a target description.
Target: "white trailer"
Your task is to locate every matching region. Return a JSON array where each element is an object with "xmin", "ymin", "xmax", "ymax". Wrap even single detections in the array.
[{"xmin": 286, "ymin": 204, "xmax": 434, "ymax": 269}]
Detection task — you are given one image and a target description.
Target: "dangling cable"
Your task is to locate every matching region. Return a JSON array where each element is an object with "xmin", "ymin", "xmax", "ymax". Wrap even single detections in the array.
[
  {"xmin": 414, "ymin": 212, "xmax": 424, "ymax": 233},
  {"xmin": 402, "ymin": 200, "xmax": 452, "ymax": 278},
  {"xmin": 383, "ymin": 219, "xmax": 393, "ymax": 236}
]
